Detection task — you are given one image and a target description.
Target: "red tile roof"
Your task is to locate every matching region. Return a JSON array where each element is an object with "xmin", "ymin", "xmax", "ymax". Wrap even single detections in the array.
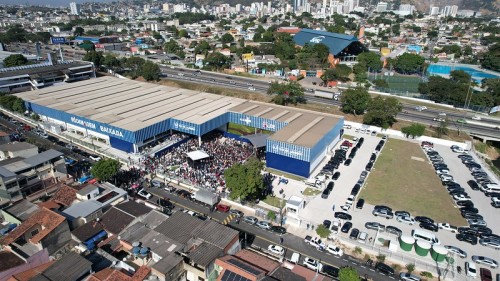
[
  {"xmin": 87, "ymin": 266, "xmax": 150, "ymax": 281},
  {"xmin": 0, "ymin": 208, "xmax": 67, "ymax": 245},
  {"xmin": 51, "ymin": 185, "xmax": 77, "ymax": 206},
  {"xmin": 37, "ymin": 200, "xmax": 63, "ymax": 210},
  {"xmin": 8, "ymin": 261, "xmax": 55, "ymax": 281},
  {"xmin": 235, "ymin": 249, "xmax": 279, "ymax": 273}
]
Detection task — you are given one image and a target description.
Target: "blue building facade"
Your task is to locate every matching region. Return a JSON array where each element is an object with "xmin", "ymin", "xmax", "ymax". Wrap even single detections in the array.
[{"xmin": 25, "ymin": 101, "xmax": 343, "ymax": 178}]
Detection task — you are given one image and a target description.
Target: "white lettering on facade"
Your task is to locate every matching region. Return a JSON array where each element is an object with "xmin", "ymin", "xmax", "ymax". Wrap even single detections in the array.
[
  {"xmin": 173, "ymin": 122, "xmax": 196, "ymax": 132},
  {"xmin": 262, "ymin": 121, "xmax": 276, "ymax": 130},
  {"xmin": 71, "ymin": 116, "xmax": 96, "ymax": 129},
  {"xmin": 99, "ymin": 126, "xmax": 124, "ymax": 137},
  {"xmin": 271, "ymin": 144, "xmax": 303, "ymax": 157},
  {"xmin": 240, "ymin": 117, "xmax": 251, "ymax": 125}
]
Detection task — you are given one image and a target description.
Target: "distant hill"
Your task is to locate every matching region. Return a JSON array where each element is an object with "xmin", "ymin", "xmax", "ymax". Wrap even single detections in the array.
[{"xmin": 357, "ymin": 0, "xmax": 499, "ymax": 15}]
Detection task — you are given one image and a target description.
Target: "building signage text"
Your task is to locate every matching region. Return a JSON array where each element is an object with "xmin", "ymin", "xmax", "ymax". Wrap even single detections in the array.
[
  {"xmin": 173, "ymin": 122, "xmax": 196, "ymax": 132},
  {"xmin": 262, "ymin": 121, "xmax": 276, "ymax": 130},
  {"xmin": 71, "ymin": 116, "xmax": 124, "ymax": 138},
  {"xmin": 271, "ymin": 144, "xmax": 303, "ymax": 156}
]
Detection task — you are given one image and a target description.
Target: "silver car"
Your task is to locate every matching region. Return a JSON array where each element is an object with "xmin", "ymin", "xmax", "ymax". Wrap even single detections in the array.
[
  {"xmin": 256, "ymin": 221, "xmax": 272, "ymax": 230},
  {"xmin": 444, "ymin": 245, "xmax": 467, "ymax": 258},
  {"xmin": 471, "ymin": 255, "xmax": 498, "ymax": 268},
  {"xmin": 243, "ymin": 216, "xmax": 258, "ymax": 225},
  {"xmin": 479, "ymin": 238, "xmax": 500, "ymax": 250},
  {"xmin": 372, "ymin": 209, "xmax": 394, "ymax": 219},
  {"xmin": 365, "ymin": 222, "xmax": 386, "ymax": 232}
]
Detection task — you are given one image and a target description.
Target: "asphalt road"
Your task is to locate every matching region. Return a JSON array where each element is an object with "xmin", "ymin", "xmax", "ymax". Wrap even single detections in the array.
[{"xmin": 144, "ymin": 186, "xmax": 396, "ymax": 281}]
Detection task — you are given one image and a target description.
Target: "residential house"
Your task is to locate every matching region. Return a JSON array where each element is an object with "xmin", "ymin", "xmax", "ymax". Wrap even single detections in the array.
[
  {"xmin": 0, "ymin": 142, "xmax": 39, "ymax": 160},
  {"xmin": 0, "ymin": 149, "xmax": 68, "ymax": 201},
  {"xmin": 1, "ymin": 199, "xmax": 40, "ymax": 225},
  {"xmin": 0, "ymin": 207, "xmax": 71, "ymax": 257},
  {"xmin": 75, "ymin": 184, "xmax": 100, "ymax": 201},
  {"xmin": 87, "ymin": 265, "xmax": 151, "ymax": 281}
]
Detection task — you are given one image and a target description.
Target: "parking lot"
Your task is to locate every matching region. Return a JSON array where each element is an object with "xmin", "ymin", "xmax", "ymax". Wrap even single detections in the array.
[{"xmin": 299, "ymin": 128, "xmax": 500, "ymax": 278}]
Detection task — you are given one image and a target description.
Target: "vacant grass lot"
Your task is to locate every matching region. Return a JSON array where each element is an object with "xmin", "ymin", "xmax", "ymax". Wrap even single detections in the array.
[{"xmin": 360, "ymin": 139, "xmax": 466, "ymax": 226}]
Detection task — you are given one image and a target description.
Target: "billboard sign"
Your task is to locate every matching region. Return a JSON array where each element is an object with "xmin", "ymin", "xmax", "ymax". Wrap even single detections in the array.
[{"xmin": 51, "ymin": 37, "xmax": 66, "ymax": 44}]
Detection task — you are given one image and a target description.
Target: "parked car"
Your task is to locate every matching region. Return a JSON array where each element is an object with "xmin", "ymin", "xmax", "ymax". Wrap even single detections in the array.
[
  {"xmin": 137, "ymin": 189, "xmax": 152, "ymax": 199},
  {"xmin": 372, "ymin": 208, "xmax": 393, "ymax": 219},
  {"xmin": 334, "ymin": 212, "xmax": 352, "ymax": 220},
  {"xmin": 268, "ymin": 244, "xmax": 285, "ymax": 255},
  {"xmin": 270, "ymin": 226, "xmax": 287, "ymax": 234},
  {"xmin": 349, "ymin": 228, "xmax": 360, "ymax": 240},
  {"xmin": 479, "ymin": 238, "xmax": 500, "ymax": 250},
  {"xmin": 444, "ymin": 245, "xmax": 467, "ymax": 258},
  {"xmin": 322, "ymin": 265, "xmax": 339, "ymax": 278},
  {"xmin": 375, "ymin": 262, "xmax": 395, "ymax": 275},
  {"xmin": 341, "ymin": 222, "xmax": 352, "ymax": 233},
  {"xmin": 472, "ymin": 256, "xmax": 499, "ymax": 268},
  {"xmin": 466, "ymin": 262, "xmax": 477, "ymax": 278},
  {"xmin": 243, "ymin": 216, "xmax": 258, "ymax": 225},
  {"xmin": 326, "ymin": 244, "xmax": 344, "ymax": 256},
  {"xmin": 397, "ymin": 215, "xmax": 416, "ymax": 225},
  {"xmin": 420, "ymin": 222, "xmax": 438, "ymax": 232},
  {"xmin": 256, "ymin": 221, "xmax": 272, "ymax": 230},
  {"xmin": 456, "ymin": 233, "xmax": 478, "ymax": 245},
  {"xmin": 216, "ymin": 204, "xmax": 231, "ymax": 212},
  {"xmin": 415, "ymin": 216, "xmax": 434, "ymax": 224},
  {"xmin": 365, "ymin": 222, "xmax": 386, "ymax": 232},
  {"xmin": 303, "ymin": 257, "xmax": 322, "ymax": 271},
  {"xmin": 399, "ymin": 273, "xmax": 421, "ymax": 281},
  {"xmin": 386, "ymin": 225, "xmax": 402, "ymax": 236},
  {"xmin": 229, "ymin": 209, "xmax": 244, "ymax": 218},
  {"xmin": 438, "ymin": 223, "xmax": 458, "ymax": 233},
  {"xmin": 356, "ymin": 199, "xmax": 365, "ymax": 209},
  {"xmin": 151, "ymin": 179, "xmax": 163, "ymax": 188}
]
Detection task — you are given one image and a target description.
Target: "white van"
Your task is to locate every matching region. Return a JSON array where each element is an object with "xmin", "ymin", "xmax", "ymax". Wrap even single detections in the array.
[
  {"xmin": 481, "ymin": 184, "xmax": 500, "ymax": 193},
  {"xmin": 412, "ymin": 229, "xmax": 440, "ymax": 245},
  {"xmin": 290, "ymin": 252, "xmax": 300, "ymax": 264}
]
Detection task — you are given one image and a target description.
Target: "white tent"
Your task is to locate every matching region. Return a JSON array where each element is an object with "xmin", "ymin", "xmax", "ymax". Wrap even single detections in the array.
[{"xmin": 186, "ymin": 150, "xmax": 210, "ymax": 161}]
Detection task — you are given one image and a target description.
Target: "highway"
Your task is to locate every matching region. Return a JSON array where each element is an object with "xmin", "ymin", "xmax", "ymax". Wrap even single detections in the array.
[
  {"xmin": 160, "ymin": 67, "xmax": 500, "ymax": 139},
  {"xmin": 145, "ymin": 186, "xmax": 395, "ymax": 281}
]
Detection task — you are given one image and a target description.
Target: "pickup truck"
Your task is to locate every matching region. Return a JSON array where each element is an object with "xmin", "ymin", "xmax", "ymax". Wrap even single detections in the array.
[{"xmin": 304, "ymin": 235, "xmax": 325, "ymax": 250}]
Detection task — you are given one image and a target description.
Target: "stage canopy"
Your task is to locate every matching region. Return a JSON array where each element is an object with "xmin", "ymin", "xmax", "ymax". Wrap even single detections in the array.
[
  {"xmin": 245, "ymin": 133, "xmax": 268, "ymax": 148},
  {"xmin": 187, "ymin": 150, "xmax": 210, "ymax": 161}
]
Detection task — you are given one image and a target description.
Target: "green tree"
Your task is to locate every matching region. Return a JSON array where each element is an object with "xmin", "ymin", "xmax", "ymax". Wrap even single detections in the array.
[
  {"xmin": 164, "ymin": 39, "xmax": 185, "ymax": 58},
  {"xmin": 103, "ymin": 55, "xmax": 121, "ymax": 70},
  {"xmin": 340, "ymin": 87, "xmax": 371, "ymax": 115},
  {"xmin": 267, "ymin": 81, "xmax": 306, "ymax": 106},
  {"xmin": 321, "ymin": 65, "xmax": 352, "ymax": 82},
  {"xmin": 357, "ymin": 52, "xmax": 383, "ymax": 72},
  {"xmin": 338, "ymin": 267, "xmax": 360, "ymax": 281},
  {"xmin": 83, "ymin": 51, "xmax": 104, "ymax": 67},
  {"xmin": 363, "ymin": 96, "xmax": 402, "ymax": 128},
  {"xmin": 221, "ymin": 33, "xmax": 235, "ymax": 44},
  {"xmin": 393, "ymin": 53, "xmax": 425, "ymax": 74},
  {"xmin": 11, "ymin": 98, "xmax": 25, "ymax": 113},
  {"xmin": 353, "ymin": 63, "xmax": 368, "ymax": 82},
  {"xmin": 74, "ymin": 26, "xmax": 85, "ymax": 36},
  {"xmin": 224, "ymin": 157, "xmax": 264, "ymax": 200},
  {"xmin": 177, "ymin": 29, "xmax": 189, "ymax": 38},
  {"xmin": 140, "ymin": 61, "xmax": 160, "ymax": 81},
  {"xmin": 372, "ymin": 79, "xmax": 388, "ymax": 88},
  {"xmin": 203, "ymin": 52, "xmax": 232, "ymax": 71},
  {"xmin": 90, "ymin": 159, "xmax": 121, "ymax": 182},
  {"xmin": 406, "ymin": 263, "xmax": 416, "ymax": 274},
  {"xmin": 194, "ymin": 40, "xmax": 211, "ymax": 55},
  {"xmin": 481, "ymin": 43, "xmax": 500, "ymax": 72},
  {"xmin": 316, "ymin": 224, "xmax": 331, "ymax": 238},
  {"xmin": 401, "ymin": 123, "xmax": 425, "ymax": 138},
  {"xmin": 3, "ymin": 54, "xmax": 28, "ymax": 67},
  {"xmin": 267, "ymin": 211, "xmax": 276, "ymax": 221}
]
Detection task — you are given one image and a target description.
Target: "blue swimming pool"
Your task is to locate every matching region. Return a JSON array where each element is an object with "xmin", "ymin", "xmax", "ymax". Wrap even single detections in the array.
[{"xmin": 427, "ymin": 64, "xmax": 499, "ymax": 80}]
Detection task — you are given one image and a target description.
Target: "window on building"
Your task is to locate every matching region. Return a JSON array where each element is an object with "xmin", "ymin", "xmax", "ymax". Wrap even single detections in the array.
[
  {"xmin": 6, "ymin": 182, "xmax": 18, "ymax": 189},
  {"xmin": 31, "ymin": 229, "xmax": 39, "ymax": 237}
]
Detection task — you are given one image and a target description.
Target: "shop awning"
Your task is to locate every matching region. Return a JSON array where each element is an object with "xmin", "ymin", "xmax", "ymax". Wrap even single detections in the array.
[{"xmin": 187, "ymin": 150, "xmax": 210, "ymax": 161}]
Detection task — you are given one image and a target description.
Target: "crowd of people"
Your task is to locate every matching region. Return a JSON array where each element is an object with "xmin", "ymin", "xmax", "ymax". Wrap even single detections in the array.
[
  {"xmin": 139, "ymin": 131, "xmax": 254, "ymax": 192},
  {"xmin": 138, "ymin": 132, "xmax": 189, "ymax": 154}
]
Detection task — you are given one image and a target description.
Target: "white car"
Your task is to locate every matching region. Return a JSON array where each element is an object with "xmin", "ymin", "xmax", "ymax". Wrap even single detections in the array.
[
  {"xmin": 151, "ymin": 179, "xmax": 163, "ymax": 188},
  {"xmin": 243, "ymin": 216, "xmax": 258, "ymax": 225},
  {"xmin": 267, "ymin": 244, "xmax": 284, "ymax": 256},
  {"xmin": 438, "ymin": 223, "xmax": 458, "ymax": 233},
  {"xmin": 433, "ymin": 117, "xmax": 445, "ymax": 122},
  {"xmin": 89, "ymin": 155, "xmax": 102, "ymax": 161},
  {"xmin": 309, "ymin": 237, "xmax": 326, "ymax": 250},
  {"xmin": 248, "ymin": 87, "xmax": 256, "ymax": 91},
  {"xmin": 340, "ymin": 204, "xmax": 351, "ymax": 212},
  {"xmin": 471, "ymin": 116, "xmax": 481, "ymax": 121},
  {"xmin": 137, "ymin": 189, "xmax": 152, "ymax": 200},
  {"xmin": 256, "ymin": 221, "xmax": 272, "ymax": 230},
  {"xmin": 399, "ymin": 273, "xmax": 421, "ymax": 281},
  {"xmin": 453, "ymin": 194, "xmax": 471, "ymax": 201},
  {"xmin": 465, "ymin": 262, "xmax": 477, "ymax": 278},
  {"xmin": 396, "ymin": 215, "xmax": 416, "ymax": 225},
  {"xmin": 468, "ymin": 219, "xmax": 487, "ymax": 227},
  {"xmin": 436, "ymin": 169, "xmax": 450, "ymax": 175},
  {"xmin": 326, "ymin": 244, "xmax": 344, "ymax": 257},
  {"xmin": 440, "ymin": 174, "xmax": 454, "ymax": 181},
  {"xmin": 303, "ymin": 257, "xmax": 323, "ymax": 271}
]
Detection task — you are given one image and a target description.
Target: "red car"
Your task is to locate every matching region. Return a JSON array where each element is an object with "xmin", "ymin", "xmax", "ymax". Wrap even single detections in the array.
[
  {"xmin": 421, "ymin": 141, "xmax": 434, "ymax": 148},
  {"xmin": 480, "ymin": 268, "xmax": 492, "ymax": 281},
  {"xmin": 216, "ymin": 204, "xmax": 231, "ymax": 212},
  {"xmin": 342, "ymin": 140, "xmax": 353, "ymax": 147}
]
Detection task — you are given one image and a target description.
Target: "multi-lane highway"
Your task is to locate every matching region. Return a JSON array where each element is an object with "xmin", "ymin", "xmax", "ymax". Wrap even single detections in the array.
[{"xmin": 160, "ymin": 67, "xmax": 500, "ymax": 139}]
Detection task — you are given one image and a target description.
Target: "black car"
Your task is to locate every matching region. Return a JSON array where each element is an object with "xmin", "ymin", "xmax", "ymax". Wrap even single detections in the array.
[
  {"xmin": 332, "ymin": 172, "xmax": 341, "ymax": 180},
  {"xmin": 161, "ymin": 207, "xmax": 173, "ymax": 216},
  {"xmin": 467, "ymin": 180, "xmax": 480, "ymax": 191},
  {"xmin": 365, "ymin": 162, "xmax": 373, "ymax": 171},
  {"xmin": 470, "ymin": 225, "xmax": 492, "ymax": 236},
  {"xmin": 457, "ymin": 200, "xmax": 474, "ymax": 207},
  {"xmin": 458, "ymin": 227, "xmax": 479, "ymax": 236},
  {"xmin": 158, "ymin": 198, "xmax": 174, "ymax": 209},
  {"xmin": 370, "ymin": 153, "xmax": 377, "ymax": 162},
  {"xmin": 479, "ymin": 233, "xmax": 500, "ymax": 240},
  {"xmin": 450, "ymin": 190, "xmax": 468, "ymax": 196},
  {"xmin": 358, "ymin": 137, "xmax": 364, "ymax": 144},
  {"xmin": 485, "ymin": 191, "xmax": 500, "ymax": 198},
  {"xmin": 341, "ymin": 222, "xmax": 353, "ymax": 233},
  {"xmin": 415, "ymin": 216, "xmax": 434, "ymax": 224},
  {"xmin": 322, "ymin": 265, "xmax": 339, "ymax": 278},
  {"xmin": 356, "ymin": 199, "xmax": 365, "ymax": 209},
  {"xmin": 323, "ymin": 220, "xmax": 332, "ymax": 229},
  {"xmin": 448, "ymin": 187, "xmax": 465, "ymax": 194},
  {"xmin": 351, "ymin": 184, "xmax": 361, "ymax": 195},
  {"xmin": 349, "ymin": 228, "xmax": 360, "ymax": 239},
  {"xmin": 456, "ymin": 233, "xmax": 478, "ymax": 245},
  {"xmin": 334, "ymin": 212, "xmax": 352, "ymax": 220},
  {"xmin": 270, "ymin": 226, "xmax": 287, "ymax": 234},
  {"xmin": 395, "ymin": 210, "xmax": 410, "ymax": 217},
  {"xmin": 420, "ymin": 222, "xmax": 438, "ymax": 232},
  {"xmin": 321, "ymin": 189, "xmax": 331, "ymax": 199},
  {"xmin": 460, "ymin": 207, "xmax": 479, "ymax": 214},
  {"xmin": 375, "ymin": 262, "xmax": 395, "ymax": 275},
  {"xmin": 344, "ymin": 159, "xmax": 352, "ymax": 166},
  {"xmin": 386, "ymin": 225, "xmax": 402, "ymax": 236},
  {"xmin": 326, "ymin": 182, "xmax": 334, "ymax": 192},
  {"xmin": 462, "ymin": 212, "xmax": 483, "ymax": 220},
  {"xmin": 374, "ymin": 205, "xmax": 392, "ymax": 212}
]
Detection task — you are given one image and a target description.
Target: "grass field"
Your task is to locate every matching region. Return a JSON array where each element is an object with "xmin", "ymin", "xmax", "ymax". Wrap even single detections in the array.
[
  {"xmin": 369, "ymin": 74, "xmax": 422, "ymax": 93},
  {"xmin": 360, "ymin": 139, "xmax": 466, "ymax": 226}
]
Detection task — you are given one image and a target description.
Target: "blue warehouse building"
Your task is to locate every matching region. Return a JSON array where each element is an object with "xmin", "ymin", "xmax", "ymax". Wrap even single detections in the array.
[{"xmin": 16, "ymin": 77, "xmax": 344, "ymax": 178}]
